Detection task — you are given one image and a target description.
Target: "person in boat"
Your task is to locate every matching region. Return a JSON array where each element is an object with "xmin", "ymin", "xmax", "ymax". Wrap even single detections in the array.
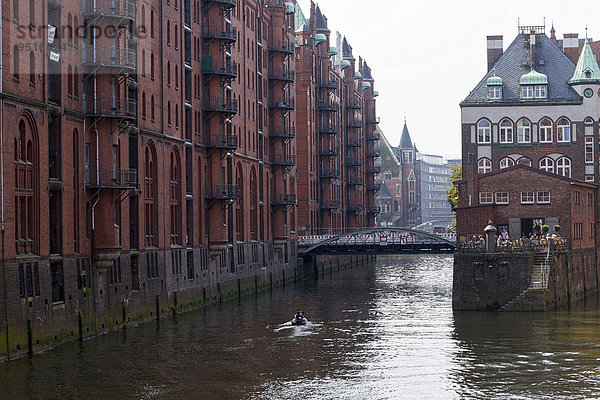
[{"xmin": 293, "ymin": 309, "xmax": 306, "ymax": 324}]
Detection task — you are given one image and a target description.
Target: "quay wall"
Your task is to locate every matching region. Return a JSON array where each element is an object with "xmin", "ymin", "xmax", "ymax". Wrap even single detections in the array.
[{"xmin": 453, "ymin": 249, "xmax": 599, "ymax": 311}]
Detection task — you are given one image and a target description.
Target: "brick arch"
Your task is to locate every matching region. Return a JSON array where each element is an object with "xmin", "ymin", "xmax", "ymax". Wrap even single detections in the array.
[
  {"xmin": 143, "ymin": 140, "xmax": 158, "ymax": 247},
  {"xmin": 169, "ymin": 146, "xmax": 182, "ymax": 245}
]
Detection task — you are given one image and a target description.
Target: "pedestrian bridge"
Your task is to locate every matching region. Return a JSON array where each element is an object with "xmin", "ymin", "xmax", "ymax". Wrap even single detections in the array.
[{"xmin": 298, "ymin": 228, "xmax": 457, "ymax": 256}]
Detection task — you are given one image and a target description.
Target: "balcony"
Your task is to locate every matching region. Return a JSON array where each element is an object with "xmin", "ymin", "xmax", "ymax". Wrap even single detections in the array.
[
  {"xmin": 366, "ymin": 115, "xmax": 380, "ymax": 125},
  {"xmin": 203, "ymin": 97, "xmax": 238, "ymax": 114},
  {"xmin": 271, "ymin": 154, "xmax": 296, "ymax": 167},
  {"xmin": 369, "ymin": 130, "xmax": 381, "ymax": 141},
  {"xmin": 318, "ymin": 99, "xmax": 338, "ymax": 112},
  {"xmin": 320, "ymin": 168, "xmax": 341, "ymax": 179},
  {"xmin": 319, "ymin": 146, "xmax": 339, "ymax": 157},
  {"xmin": 82, "ymin": 0, "xmax": 136, "ymax": 21},
  {"xmin": 268, "ymin": 40, "xmax": 295, "ymax": 54},
  {"xmin": 85, "ymin": 97, "xmax": 136, "ymax": 119},
  {"xmin": 367, "ymin": 149, "xmax": 381, "ymax": 158},
  {"xmin": 201, "ymin": 58, "xmax": 237, "ymax": 79},
  {"xmin": 84, "ymin": 168, "xmax": 138, "ymax": 189},
  {"xmin": 205, "ymin": 132, "xmax": 238, "ymax": 150},
  {"xmin": 346, "ymin": 176, "xmax": 363, "ymax": 186},
  {"xmin": 346, "ymin": 137, "xmax": 363, "ymax": 147},
  {"xmin": 366, "ymin": 183, "xmax": 381, "ymax": 191},
  {"xmin": 270, "ymin": 126, "xmax": 295, "ymax": 139},
  {"xmin": 319, "ymin": 124, "xmax": 339, "ymax": 135},
  {"xmin": 271, "ymin": 193, "xmax": 297, "ymax": 206},
  {"xmin": 205, "ymin": 184, "xmax": 239, "ymax": 200},
  {"xmin": 347, "ymin": 204, "xmax": 363, "ymax": 213},
  {"xmin": 82, "ymin": 46, "xmax": 136, "ymax": 72},
  {"xmin": 319, "ymin": 78, "xmax": 338, "ymax": 89},
  {"xmin": 269, "ymin": 97, "xmax": 295, "ymax": 110},
  {"xmin": 269, "ymin": 68, "xmax": 295, "ymax": 82},
  {"xmin": 346, "ymin": 157, "xmax": 361, "ymax": 166},
  {"xmin": 202, "ymin": 24, "xmax": 237, "ymax": 43},
  {"xmin": 320, "ymin": 200, "xmax": 340, "ymax": 210},
  {"xmin": 346, "ymin": 98, "xmax": 362, "ymax": 109},
  {"xmin": 346, "ymin": 118, "xmax": 362, "ymax": 129},
  {"xmin": 201, "ymin": 0, "xmax": 236, "ymax": 8}
]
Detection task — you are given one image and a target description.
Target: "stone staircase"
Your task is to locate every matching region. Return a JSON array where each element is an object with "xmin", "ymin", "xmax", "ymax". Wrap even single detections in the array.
[{"xmin": 501, "ymin": 254, "xmax": 548, "ymax": 312}]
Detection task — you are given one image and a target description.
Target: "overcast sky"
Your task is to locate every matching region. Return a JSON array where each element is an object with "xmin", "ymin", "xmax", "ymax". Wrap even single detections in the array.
[{"xmin": 296, "ymin": 0, "xmax": 600, "ymax": 158}]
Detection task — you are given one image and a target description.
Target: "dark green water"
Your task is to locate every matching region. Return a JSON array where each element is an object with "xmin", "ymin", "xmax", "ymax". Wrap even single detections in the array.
[{"xmin": 1, "ymin": 255, "xmax": 600, "ymax": 399}]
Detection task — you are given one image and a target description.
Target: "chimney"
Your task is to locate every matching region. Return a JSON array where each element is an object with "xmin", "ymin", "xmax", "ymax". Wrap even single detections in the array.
[
  {"xmin": 563, "ymin": 33, "xmax": 580, "ymax": 64},
  {"xmin": 487, "ymin": 35, "xmax": 503, "ymax": 71}
]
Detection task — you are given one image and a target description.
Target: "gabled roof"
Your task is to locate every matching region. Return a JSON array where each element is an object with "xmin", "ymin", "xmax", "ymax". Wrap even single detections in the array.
[
  {"xmin": 294, "ymin": 3, "xmax": 309, "ymax": 32},
  {"xmin": 569, "ymin": 39, "xmax": 600, "ymax": 84},
  {"xmin": 399, "ymin": 121, "xmax": 413, "ymax": 149},
  {"xmin": 363, "ymin": 61, "xmax": 374, "ymax": 81},
  {"xmin": 376, "ymin": 182, "xmax": 392, "ymax": 199},
  {"xmin": 463, "ymin": 33, "xmax": 581, "ymax": 104},
  {"xmin": 315, "ymin": 5, "xmax": 329, "ymax": 32},
  {"xmin": 342, "ymin": 37, "xmax": 354, "ymax": 60}
]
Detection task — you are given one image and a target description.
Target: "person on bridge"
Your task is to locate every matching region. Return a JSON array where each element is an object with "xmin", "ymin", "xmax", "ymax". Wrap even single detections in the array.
[
  {"xmin": 501, "ymin": 228, "xmax": 509, "ymax": 241},
  {"xmin": 293, "ymin": 309, "xmax": 306, "ymax": 324}
]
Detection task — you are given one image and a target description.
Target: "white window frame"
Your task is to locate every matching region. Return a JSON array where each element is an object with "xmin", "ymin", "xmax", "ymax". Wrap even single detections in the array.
[
  {"xmin": 477, "ymin": 119, "xmax": 491, "ymax": 144},
  {"xmin": 521, "ymin": 86, "xmax": 534, "ymax": 99},
  {"xmin": 521, "ymin": 192, "xmax": 535, "ymax": 204},
  {"xmin": 539, "ymin": 157, "xmax": 554, "ymax": 173},
  {"xmin": 557, "ymin": 119, "xmax": 571, "ymax": 142},
  {"xmin": 499, "ymin": 119, "xmax": 513, "ymax": 143},
  {"xmin": 517, "ymin": 119, "xmax": 531, "ymax": 143},
  {"xmin": 539, "ymin": 118, "xmax": 552, "ymax": 143},
  {"xmin": 499, "ymin": 157, "xmax": 514, "ymax": 169},
  {"xmin": 478, "ymin": 158, "xmax": 492, "ymax": 174},
  {"xmin": 534, "ymin": 85, "xmax": 547, "ymax": 99},
  {"xmin": 489, "ymin": 86, "xmax": 501, "ymax": 100},
  {"xmin": 495, "ymin": 192, "xmax": 509, "ymax": 204},
  {"xmin": 556, "ymin": 157, "xmax": 571, "ymax": 177},
  {"xmin": 585, "ymin": 137, "xmax": 594, "ymax": 163},
  {"xmin": 479, "ymin": 192, "xmax": 493, "ymax": 204},
  {"xmin": 537, "ymin": 191, "xmax": 550, "ymax": 204}
]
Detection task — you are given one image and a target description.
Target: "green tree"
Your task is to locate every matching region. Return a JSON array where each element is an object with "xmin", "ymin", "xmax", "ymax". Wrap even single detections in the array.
[{"xmin": 446, "ymin": 164, "xmax": 462, "ymax": 232}]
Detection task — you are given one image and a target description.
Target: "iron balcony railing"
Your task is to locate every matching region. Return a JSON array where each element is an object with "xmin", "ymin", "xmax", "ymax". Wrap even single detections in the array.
[
  {"xmin": 319, "ymin": 78, "xmax": 338, "ymax": 89},
  {"xmin": 346, "ymin": 176, "xmax": 363, "ymax": 186},
  {"xmin": 82, "ymin": 0, "xmax": 136, "ymax": 20},
  {"xmin": 202, "ymin": 24, "xmax": 237, "ymax": 42},
  {"xmin": 367, "ymin": 148, "xmax": 381, "ymax": 158},
  {"xmin": 268, "ymin": 40, "xmax": 295, "ymax": 54},
  {"xmin": 367, "ymin": 206, "xmax": 382, "ymax": 214},
  {"xmin": 347, "ymin": 204, "xmax": 364, "ymax": 213},
  {"xmin": 84, "ymin": 168, "xmax": 138, "ymax": 189},
  {"xmin": 320, "ymin": 200, "xmax": 340, "ymax": 210},
  {"xmin": 346, "ymin": 118, "xmax": 362, "ymax": 128},
  {"xmin": 270, "ymin": 126, "xmax": 295, "ymax": 139},
  {"xmin": 346, "ymin": 157, "xmax": 361, "ymax": 166},
  {"xmin": 269, "ymin": 97, "xmax": 295, "ymax": 109},
  {"xmin": 203, "ymin": 96, "xmax": 238, "ymax": 114},
  {"xmin": 205, "ymin": 132, "xmax": 238, "ymax": 150},
  {"xmin": 271, "ymin": 154, "xmax": 296, "ymax": 167},
  {"xmin": 319, "ymin": 146, "xmax": 339, "ymax": 157},
  {"xmin": 346, "ymin": 98, "xmax": 362, "ymax": 109},
  {"xmin": 346, "ymin": 136, "xmax": 363, "ymax": 147},
  {"xmin": 366, "ymin": 115, "xmax": 380, "ymax": 125},
  {"xmin": 369, "ymin": 130, "xmax": 381, "ymax": 140},
  {"xmin": 85, "ymin": 96, "xmax": 136, "ymax": 119},
  {"xmin": 318, "ymin": 99, "xmax": 338, "ymax": 111},
  {"xmin": 269, "ymin": 68, "xmax": 295, "ymax": 82},
  {"xmin": 82, "ymin": 46, "xmax": 136, "ymax": 71},
  {"xmin": 271, "ymin": 193, "xmax": 297, "ymax": 205},
  {"xmin": 319, "ymin": 124, "xmax": 339, "ymax": 135},
  {"xmin": 204, "ymin": 184, "xmax": 239, "ymax": 200},
  {"xmin": 201, "ymin": 0, "xmax": 236, "ymax": 8},
  {"xmin": 320, "ymin": 168, "xmax": 341, "ymax": 179},
  {"xmin": 201, "ymin": 58, "xmax": 237, "ymax": 78}
]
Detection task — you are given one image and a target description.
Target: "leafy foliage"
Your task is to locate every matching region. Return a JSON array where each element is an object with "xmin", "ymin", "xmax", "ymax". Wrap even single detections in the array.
[{"xmin": 446, "ymin": 163, "xmax": 462, "ymax": 210}]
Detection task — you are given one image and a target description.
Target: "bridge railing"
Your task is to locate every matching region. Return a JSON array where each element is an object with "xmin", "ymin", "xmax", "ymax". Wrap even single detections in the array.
[
  {"xmin": 458, "ymin": 234, "xmax": 570, "ymax": 253},
  {"xmin": 298, "ymin": 231, "xmax": 456, "ymax": 246}
]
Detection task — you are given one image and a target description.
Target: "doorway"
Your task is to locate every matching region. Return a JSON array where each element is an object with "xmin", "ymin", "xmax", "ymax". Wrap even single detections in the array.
[{"xmin": 521, "ymin": 218, "xmax": 544, "ymax": 238}]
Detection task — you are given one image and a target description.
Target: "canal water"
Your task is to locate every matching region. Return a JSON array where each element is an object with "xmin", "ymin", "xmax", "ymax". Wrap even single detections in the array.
[{"xmin": 2, "ymin": 255, "xmax": 600, "ymax": 399}]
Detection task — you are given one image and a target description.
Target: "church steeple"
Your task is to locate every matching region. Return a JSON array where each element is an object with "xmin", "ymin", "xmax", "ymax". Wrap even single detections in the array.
[
  {"xmin": 569, "ymin": 39, "xmax": 600, "ymax": 85},
  {"xmin": 399, "ymin": 119, "xmax": 413, "ymax": 149}
]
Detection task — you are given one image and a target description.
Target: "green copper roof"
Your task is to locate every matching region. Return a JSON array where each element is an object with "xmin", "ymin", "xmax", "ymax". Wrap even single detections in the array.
[
  {"xmin": 520, "ymin": 69, "xmax": 548, "ymax": 85},
  {"xmin": 285, "ymin": 2, "xmax": 294, "ymax": 14},
  {"xmin": 314, "ymin": 33, "xmax": 326, "ymax": 45},
  {"xmin": 294, "ymin": 3, "xmax": 309, "ymax": 32},
  {"xmin": 355, "ymin": 71, "xmax": 362, "ymax": 79},
  {"xmin": 362, "ymin": 81, "xmax": 371, "ymax": 91},
  {"xmin": 373, "ymin": 90, "xmax": 379, "ymax": 97},
  {"xmin": 329, "ymin": 46, "xmax": 338, "ymax": 56},
  {"xmin": 569, "ymin": 39, "xmax": 600, "ymax": 84},
  {"xmin": 341, "ymin": 60, "xmax": 351, "ymax": 69},
  {"xmin": 486, "ymin": 75, "xmax": 503, "ymax": 86}
]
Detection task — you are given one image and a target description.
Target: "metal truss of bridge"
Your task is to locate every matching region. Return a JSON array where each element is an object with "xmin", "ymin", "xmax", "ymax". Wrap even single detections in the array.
[{"xmin": 298, "ymin": 228, "xmax": 457, "ymax": 256}]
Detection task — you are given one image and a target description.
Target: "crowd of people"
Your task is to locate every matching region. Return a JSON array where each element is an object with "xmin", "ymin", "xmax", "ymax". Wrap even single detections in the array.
[{"xmin": 462, "ymin": 227, "xmax": 566, "ymax": 253}]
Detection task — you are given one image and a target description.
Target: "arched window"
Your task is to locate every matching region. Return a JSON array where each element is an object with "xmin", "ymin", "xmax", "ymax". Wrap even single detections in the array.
[
  {"xmin": 539, "ymin": 118, "xmax": 552, "ymax": 143},
  {"xmin": 499, "ymin": 119, "xmax": 513, "ymax": 143},
  {"xmin": 556, "ymin": 157, "xmax": 571, "ymax": 177},
  {"xmin": 142, "ymin": 49, "xmax": 146, "ymax": 76},
  {"xmin": 67, "ymin": 13, "xmax": 73, "ymax": 42},
  {"xmin": 144, "ymin": 143, "xmax": 158, "ymax": 247},
  {"xmin": 175, "ymin": 25, "xmax": 178, "ymax": 48},
  {"xmin": 175, "ymin": 104, "xmax": 179, "ymax": 127},
  {"xmin": 167, "ymin": 61, "xmax": 171, "ymax": 85},
  {"xmin": 15, "ymin": 116, "xmax": 38, "ymax": 254},
  {"xmin": 74, "ymin": 68, "xmax": 79, "ymax": 98},
  {"xmin": 29, "ymin": 0, "xmax": 34, "ymax": 25},
  {"xmin": 167, "ymin": 102, "xmax": 171, "ymax": 126},
  {"xmin": 29, "ymin": 52, "xmax": 35, "ymax": 86},
  {"xmin": 478, "ymin": 157, "xmax": 491, "ymax": 174},
  {"xmin": 477, "ymin": 119, "xmax": 491, "ymax": 143},
  {"xmin": 539, "ymin": 157, "xmax": 554, "ymax": 173},
  {"xmin": 142, "ymin": 92, "xmax": 147, "ymax": 119},
  {"xmin": 175, "ymin": 67, "xmax": 179, "ymax": 89},
  {"xmin": 169, "ymin": 149, "xmax": 181, "ymax": 245},
  {"xmin": 151, "ymin": 95, "xmax": 155, "ymax": 121},
  {"xmin": 499, "ymin": 157, "xmax": 514, "ymax": 169},
  {"xmin": 67, "ymin": 65, "xmax": 73, "ymax": 96},
  {"xmin": 13, "ymin": 45, "xmax": 19, "ymax": 81},
  {"xmin": 517, "ymin": 157, "xmax": 532, "ymax": 166},
  {"xmin": 13, "ymin": 0, "xmax": 18, "ymax": 20},
  {"xmin": 235, "ymin": 163, "xmax": 244, "ymax": 243},
  {"xmin": 517, "ymin": 119, "xmax": 531, "ymax": 143},
  {"xmin": 151, "ymin": 10, "xmax": 155, "ymax": 38},
  {"xmin": 151, "ymin": 53, "xmax": 155, "ymax": 79},
  {"xmin": 250, "ymin": 167, "xmax": 257, "ymax": 241},
  {"xmin": 557, "ymin": 118, "xmax": 571, "ymax": 142},
  {"xmin": 74, "ymin": 16, "xmax": 79, "ymax": 47},
  {"xmin": 167, "ymin": 21, "xmax": 171, "ymax": 45}
]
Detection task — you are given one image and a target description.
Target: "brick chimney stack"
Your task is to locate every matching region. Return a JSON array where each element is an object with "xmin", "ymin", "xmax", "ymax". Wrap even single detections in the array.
[
  {"xmin": 487, "ymin": 35, "xmax": 503, "ymax": 71},
  {"xmin": 563, "ymin": 33, "xmax": 580, "ymax": 64}
]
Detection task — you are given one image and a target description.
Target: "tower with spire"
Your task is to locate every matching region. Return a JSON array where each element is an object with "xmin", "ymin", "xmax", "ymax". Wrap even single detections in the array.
[{"xmin": 398, "ymin": 119, "xmax": 420, "ymax": 227}]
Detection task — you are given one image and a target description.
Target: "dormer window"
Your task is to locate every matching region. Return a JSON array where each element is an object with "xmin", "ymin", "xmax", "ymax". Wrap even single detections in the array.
[
  {"xmin": 519, "ymin": 69, "xmax": 548, "ymax": 100},
  {"xmin": 486, "ymin": 74, "xmax": 502, "ymax": 101}
]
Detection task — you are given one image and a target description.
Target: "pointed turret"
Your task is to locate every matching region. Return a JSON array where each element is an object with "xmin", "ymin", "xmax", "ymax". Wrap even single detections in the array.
[
  {"xmin": 315, "ymin": 5, "xmax": 329, "ymax": 32},
  {"xmin": 569, "ymin": 39, "xmax": 600, "ymax": 84},
  {"xmin": 399, "ymin": 120, "xmax": 413, "ymax": 149}
]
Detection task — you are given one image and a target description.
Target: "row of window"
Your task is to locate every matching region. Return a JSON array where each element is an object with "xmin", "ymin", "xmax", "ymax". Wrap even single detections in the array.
[
  {"xmin": 488, "ymin": 85, "xmax": 547, "ymax": 100},
  {"xmin": 477, "ymin": 118, "xmax": 572, "ymax": 144},
  {"xmin": 479, "ymin": 191, "xmax": 550, "ymax": 205},
  {"xmin": 478, "ymin": 156, "xmax": 572, "ymax": 177}
]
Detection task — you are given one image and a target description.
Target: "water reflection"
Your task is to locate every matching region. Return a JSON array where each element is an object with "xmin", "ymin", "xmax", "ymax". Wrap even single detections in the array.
[{"xmin": 2, "ymin": 255, "xmax": 600, "ymax": 399}]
